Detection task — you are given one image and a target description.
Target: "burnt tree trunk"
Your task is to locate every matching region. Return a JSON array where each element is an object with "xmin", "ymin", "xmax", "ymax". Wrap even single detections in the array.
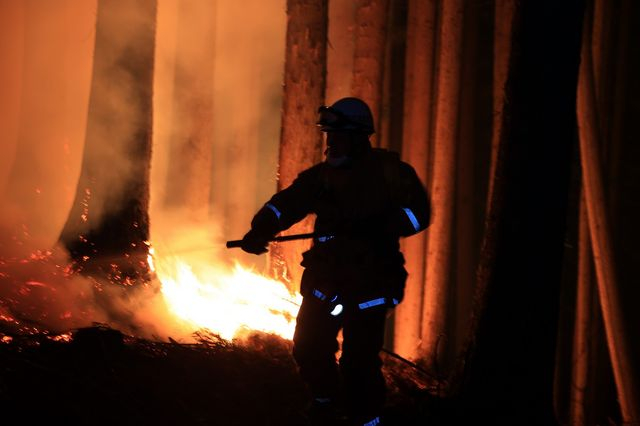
[
  {"xmin": 420, "ymin": 0, "xmax": 464, "ymax": 370},
  {"xmin": 453, "ymin": 1, "xmax": 584, "ymax": 423},
  {"xmin": 60, "ymin": 0, "xmax": 157, "ymax": 284},
  {"xmin": 163, "ymin": 1, "xmax": 215, "ymax": 222},
  {"xmin": 269, "ymin": 0, "xmax": 327, "ymax": 290},
  {"xmin": 394, "ymin": 0, "xmax": 437, "ymax": 360},
  {"xmin": 352, "ymin": 0, "xmax": 388, "ymax": 148}
]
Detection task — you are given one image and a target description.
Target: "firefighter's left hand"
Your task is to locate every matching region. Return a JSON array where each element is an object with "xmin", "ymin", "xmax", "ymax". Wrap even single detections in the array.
[{"xmin": 240, "ymin": 230, "xmax": 269, "ymax": 255}]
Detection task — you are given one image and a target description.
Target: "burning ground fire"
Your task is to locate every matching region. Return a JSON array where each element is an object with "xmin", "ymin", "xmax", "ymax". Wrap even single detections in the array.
[
  {"xmin": 150, "ymin": 246, "xmax": 302, "ymax": 341},
  {"xmin": 0, "ymin": 242, "xmax": 301, "ymax": 344}
]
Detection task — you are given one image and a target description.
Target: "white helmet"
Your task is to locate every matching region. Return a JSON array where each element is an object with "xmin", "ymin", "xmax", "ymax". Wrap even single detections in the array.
[{"xmin": 317, "ymin": 97, "xmax": 375, "ymax": 135}]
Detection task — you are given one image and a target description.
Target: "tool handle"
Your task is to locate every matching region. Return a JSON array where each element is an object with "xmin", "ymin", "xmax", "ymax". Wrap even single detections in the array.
[
  {"xmin": 226, "ymin": 232, "xmax": 317, "ymax": 249},
  {"xmin": 225, "ymin": 240, "xmax": 244, "ymax": 248}
]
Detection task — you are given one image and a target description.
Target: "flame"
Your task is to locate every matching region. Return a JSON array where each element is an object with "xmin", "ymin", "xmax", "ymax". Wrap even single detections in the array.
[
  {"xmin": 152, "ymin": 250, "xmax": 301, "ymax": 341},
  {"xmin": 49, "ymin": 333, "xmax": 72, "ymax": 343},
  {"xmin": 147, "ymin": 246, "xmax": 156, "ymax": 273}
]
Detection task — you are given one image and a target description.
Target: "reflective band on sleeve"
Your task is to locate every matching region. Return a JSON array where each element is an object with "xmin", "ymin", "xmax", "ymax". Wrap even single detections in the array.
[
  {"xmin": 363, "ymin": 417, "xmax": 381, "ymax": 426},
  {"xmin": 265, "ymin": 203, "xmax": 282, "ymax": 219},
  {"xmin": 317, "ymin": 235, "xmax": 335, "ymax": 243},
  {"xmin": 312, "ymin": 289, "xmax": 327, "ymax": 301},
  {"xmin": 358, "ymin": 297, "xmax": 387, "ymax": 310},
  {"xmin": 402, "ymin": 207, "xmax": 421, "ymax": 232},
  {"xmin": 392, "ymin": 298, "xmax": 399, "ymax": 305}
]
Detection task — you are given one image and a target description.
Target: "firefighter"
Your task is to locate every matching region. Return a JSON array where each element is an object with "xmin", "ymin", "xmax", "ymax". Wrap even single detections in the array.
[{"xmin": 239, "ymin": 97, "xmax": 430, "ymax": 426}]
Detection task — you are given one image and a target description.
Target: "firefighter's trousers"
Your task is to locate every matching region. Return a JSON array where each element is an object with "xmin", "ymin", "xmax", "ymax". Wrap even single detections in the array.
[{"xmin": 292, "ymin": 295, "xmax": 387, "ymax": 420}]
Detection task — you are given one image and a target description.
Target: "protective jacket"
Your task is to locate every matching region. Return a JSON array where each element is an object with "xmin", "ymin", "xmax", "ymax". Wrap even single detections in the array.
[{"xmin": 250, "ymin": 147, "xmax": 430, "ymax": 307}]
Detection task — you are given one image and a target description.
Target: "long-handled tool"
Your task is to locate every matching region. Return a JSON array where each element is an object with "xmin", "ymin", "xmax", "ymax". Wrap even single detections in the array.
[{"xmin": 226, "ymin": 232, "xmax": 317, "ymax": 249}]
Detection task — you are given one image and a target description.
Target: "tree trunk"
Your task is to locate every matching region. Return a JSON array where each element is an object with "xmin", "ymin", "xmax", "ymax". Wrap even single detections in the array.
[
  {"xmin": 394, "ymin": 0, "xmax": 437, "ymax": 360},
  {"xmin": 605, "ymin": 1, "xmax": 640, "ymax": 384},
  {"xmin": 59, "ymin": 0, "xmax": 157, "ymax": 284},
  {"xmin": 351, "ymin": 0, "xmax": 388, "ymax": 148},
  {"xmin": 378, "ymin": 0, "xmax": 407, "ymax": 155},
  {"xmin": 453, "ymin": 3, "xmax": 516, "ymax": 382},
  {"xmin": 486, "ymin": 0, "xmax": 516, "ymax": 210},
  {"xmin": 452, "ymin": 0, "xmax": 494, "ymax": 368},
  {"xmin": 420, "ymin": 0, "xmax": 464, "ymax": 370},
  {"xmin": 454, "ymin": 1, "xmax": 584, "ymax": 422},
  {"xmin": 269, "ymin": 0, "xmax": 327, "ymax": 290},
  {"xmin": 163, "ymin": 1, "xmax": 215, "ymax": 223},
  {"xmin": 577, "ymin": 5, "xmax": 640, "ymax": 422},
  {"xmin": 326, "ymin": 0, "xmax": 356, "ymax": 103}
]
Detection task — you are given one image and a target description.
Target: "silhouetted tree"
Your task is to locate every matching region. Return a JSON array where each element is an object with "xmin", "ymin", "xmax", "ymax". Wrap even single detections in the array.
[{"xmin": 60, "ymin": 0, "xmax": 157, "ymax": 284}]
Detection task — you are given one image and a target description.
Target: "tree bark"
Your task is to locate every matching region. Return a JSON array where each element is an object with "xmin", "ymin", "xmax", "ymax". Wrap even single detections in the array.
[
  {"xmin": 59, "ymin": 0, "xmax": 157, "ymax": 284},
  {"xmin": 163, "ymin": 1, "xmax": 215, "ymax": 223},
  {"xmin": 394, "ymin": 0, "xmax": 437, "ymax": 360},
  {"xmin": 326, "ymin": 0, "xmax": 356, "ymax": 103},
  {"xmin": 351, "ymin": 0, "xmax": 388, "ymax": 148},
  {"xmin": 569, "ymin": 190, "xmax": 594, "ymax": 425},
  {"xmin": 269, "ymin": 0, "xmax": 327, "ymax": 290},
  {"xmin": 577, "ymin": 6, "xmax": 640, "ymax": 422},
  {"xmin": 486, "ymin": 0, "xmax": 515, "ymax": 211},
  {"xmin": 420, "ymin": 0, "xmax": 464, "ymax": 370}
]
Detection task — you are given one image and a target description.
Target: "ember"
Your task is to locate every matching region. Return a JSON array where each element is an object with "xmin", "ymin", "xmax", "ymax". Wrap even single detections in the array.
[{"xmin": 48, "ymin": 333, "xmax": 72, "ymax": 342}]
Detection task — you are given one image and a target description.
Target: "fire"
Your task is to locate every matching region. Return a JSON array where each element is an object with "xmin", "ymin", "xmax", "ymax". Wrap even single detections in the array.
[{"xmin": 152, "ymin": 251, "xmax": 301, "ymax": 341}]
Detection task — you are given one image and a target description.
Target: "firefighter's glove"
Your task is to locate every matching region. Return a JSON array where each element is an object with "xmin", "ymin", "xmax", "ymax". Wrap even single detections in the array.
[{"xmin": 240, "ymin": 230, "xmax": 269, "ymax": 255}]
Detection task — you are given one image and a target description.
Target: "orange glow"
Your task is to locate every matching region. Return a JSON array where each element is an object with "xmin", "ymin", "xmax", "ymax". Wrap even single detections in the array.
[{"xmin": 151, "ymin": 249, "xmax": 301, "ymax": 341}]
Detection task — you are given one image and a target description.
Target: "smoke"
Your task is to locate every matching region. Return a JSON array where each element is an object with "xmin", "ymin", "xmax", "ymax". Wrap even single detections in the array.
[
  {"xmin": 0, "ymin": 0, "xmax": 288, "ymax": 340},
  {"xmin": 0, "ymin": 0, "xmax": 96, "ymax": 253},
  {"xmin": 152, "ymin": 0, "xmax": 286, "ymax": 271},
  {"xmin": 0, "ymin": 1, "xmax": 24, "ymax": 198},
  {"xmin": 0, "ymin": 238, "xmax": 193, "ymax": 341}
]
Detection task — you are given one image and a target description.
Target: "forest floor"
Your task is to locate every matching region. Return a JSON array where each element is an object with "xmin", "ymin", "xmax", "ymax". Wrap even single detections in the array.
[{"xmin": 0, "ymin": 322, "xmax": 450, "ymax": 426}]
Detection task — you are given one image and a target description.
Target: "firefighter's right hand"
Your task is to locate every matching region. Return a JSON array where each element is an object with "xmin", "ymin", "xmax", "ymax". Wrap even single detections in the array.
[{"xmin": 240, "ymin": 230, "xmax": 269, "ymax": 255}]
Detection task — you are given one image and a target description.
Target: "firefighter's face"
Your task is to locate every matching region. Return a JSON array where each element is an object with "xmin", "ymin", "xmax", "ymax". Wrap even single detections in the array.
[{"xmin": 325, "ymin": 131, "xmax": 352, "ymax": 159}]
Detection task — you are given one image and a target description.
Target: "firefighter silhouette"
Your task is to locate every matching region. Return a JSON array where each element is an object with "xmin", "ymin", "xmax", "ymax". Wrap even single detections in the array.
[{"xmin": 240, "ymin": 97, "xmax": 430, "ymax": 426}]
